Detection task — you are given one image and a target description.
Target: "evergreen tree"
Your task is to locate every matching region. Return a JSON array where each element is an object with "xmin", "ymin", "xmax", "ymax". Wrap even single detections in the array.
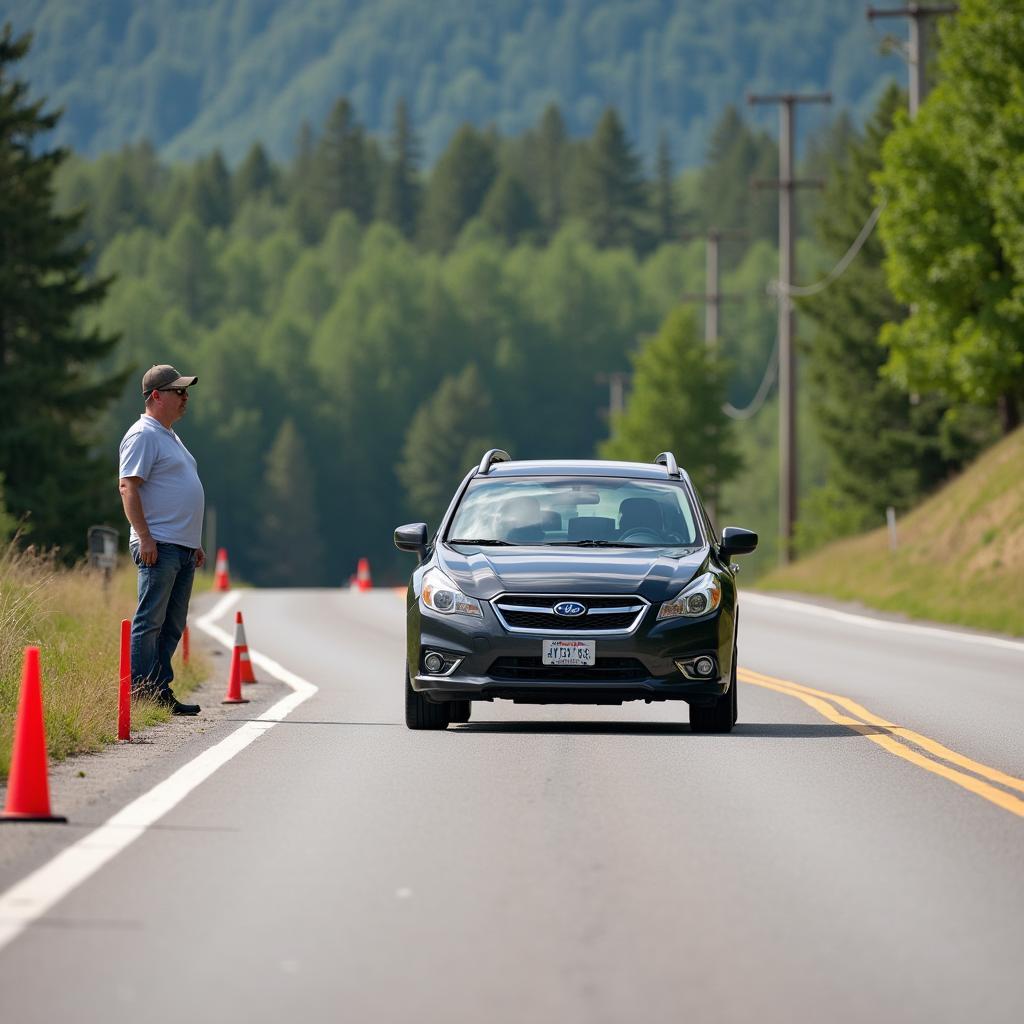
[
  {"xmin": 0, "ymin": 26, "xmax": 124, "ymax": 553},
  {"xmin": 376, "ymin": 98, "xmax": 421, "ymax": 239},
  {"xmin": 288, "ymin": 119, "xmax": 320, "ymax": 242},
  {"xmin": 398, "ymin": 365, "xmax": 498, "ymax": 529},
  {"xmin": 184, "ymin": 150, "xmax": 233, "ymax": 228},
  {"xmin": 311, "ymin": 98, "xmax": 375, "ymax": 228},
  {"xmin": 653, "ymin": 129, "xmax": 676, "ymax": 244},
  {"xmin": 233, "ymin": 141, "xmax": 275, "ymax": 206},
  {"xmin": 798, "ymin": 85, "xmax": 968, "ymax": 548},
  {"xmin": 252, "ymin": 419, "xmax": 325, "ymax": 585},
  {"xmin": 600, "ymin": 308, "xmax": 741, "ymax": 510},
  {"xmin": 480, "ymin": 170, "xmax": 539, "ymax": 245},
  {"xmin": 573, "ymin": 107, "xmax": 648, "ymax": 251},
  {"xmin": 534, "ymin": 102, "xmax": 567, "ymax": 236},
  {"xmin": 418, "ymin": 124, "xmax": 498, "ymax": 251},
  {"xmin": 150, "ymin": 213, "xmax": 221, "ymax": 322},
  {"xmin": 698, "ymin": 105, "xmax": 776, "ymax": 244},
  {"xmin": 93, "ymin": 160, "xmax": 148, "ymax": 245}
]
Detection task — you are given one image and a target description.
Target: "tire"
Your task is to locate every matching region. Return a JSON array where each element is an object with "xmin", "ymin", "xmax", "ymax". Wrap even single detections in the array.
[
  {"xmin": 689, "ymin": 652, "xmax": 736, "ymax": 734},
  {"xmin": 449, "ymin": 701, "xmax": 472, "ymax": 724},
  {"xmin": 405, "ymin": 664, "xmax": 450, "ymax": 730},
  {"xmin": 730, "ymin": 649, "xmax": 739, "ymax": 726}
]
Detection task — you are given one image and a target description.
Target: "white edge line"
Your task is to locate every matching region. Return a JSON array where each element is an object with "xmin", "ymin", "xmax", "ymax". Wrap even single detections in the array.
[
  {"xmin": 743, "ymin": 591, "xmax": 1024, "ymax": 655},
  {"xmin": 0, "ymin": 591, "xmax": 318, "ymax": 952}
]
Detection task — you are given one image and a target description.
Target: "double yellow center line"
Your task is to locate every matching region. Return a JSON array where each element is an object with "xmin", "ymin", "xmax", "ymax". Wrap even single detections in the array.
[{"xmin": 738, "ymin": 667, "xmax": 1024, "ymax": 819}]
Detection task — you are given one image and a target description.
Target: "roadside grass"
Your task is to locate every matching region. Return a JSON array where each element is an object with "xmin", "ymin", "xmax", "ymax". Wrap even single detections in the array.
[
  {"xmin": 0, "ymin": 543, "xmax": 209, "ymax": 779},
  {"xmin": 759, "ymin": 426, "xmax": 1024, "ymax": 637}
]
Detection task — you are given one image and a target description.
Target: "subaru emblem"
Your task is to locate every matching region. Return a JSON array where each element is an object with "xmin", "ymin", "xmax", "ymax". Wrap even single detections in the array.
[{"xmin": 553, "ymin": 601, "xmax": 586, "ymax": 617}]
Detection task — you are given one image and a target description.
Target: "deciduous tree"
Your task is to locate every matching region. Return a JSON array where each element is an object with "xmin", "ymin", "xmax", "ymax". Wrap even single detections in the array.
[{"xmin": 876, "ymin": 0, "xmax": 1024, "ymax": 433}]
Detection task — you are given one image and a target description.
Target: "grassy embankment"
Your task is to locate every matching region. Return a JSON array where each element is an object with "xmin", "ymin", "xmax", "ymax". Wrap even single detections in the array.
[
  {"xmin": 0, "ymin": 543, "xmax": 210, "ymax": 779},
  {"xmin": 759, "ymin": 426, "xmax": 1024, "ymax": 637}
]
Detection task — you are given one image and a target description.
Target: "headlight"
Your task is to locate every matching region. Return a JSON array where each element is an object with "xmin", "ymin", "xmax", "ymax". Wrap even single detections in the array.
[
  {"xmin": 420, "ymin": 566, "xmax": 483, "ymax": 618},
  {"xmin": 656, "ymin": 572, "xmax": 722, "ymax": 620}
]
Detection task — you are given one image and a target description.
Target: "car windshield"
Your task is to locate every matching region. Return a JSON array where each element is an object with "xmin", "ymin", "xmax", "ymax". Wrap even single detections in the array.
[{"xmin": 447, "ymin": 476, "xmax": 703, "ymax": 548}]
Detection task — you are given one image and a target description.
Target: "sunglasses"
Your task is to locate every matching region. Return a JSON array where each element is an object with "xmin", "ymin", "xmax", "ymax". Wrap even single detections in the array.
[{"xmin": 157, "ymin": 387, "xmax": 190, "ymax": 397}]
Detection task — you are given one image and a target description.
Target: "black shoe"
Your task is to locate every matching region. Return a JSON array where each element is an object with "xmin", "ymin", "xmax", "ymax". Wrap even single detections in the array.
[{"xmin": 156, "ymin": 691, "xmax": 201, "ymax": 715}]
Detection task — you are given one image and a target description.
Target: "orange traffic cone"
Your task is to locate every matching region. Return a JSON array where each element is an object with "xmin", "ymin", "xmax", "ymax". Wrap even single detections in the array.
[
  {"xmin": 214, "ymin": 548, "xmax": 231, "ymax": 591},
  {"xmin": 356, "ymin": 557, "xmax": 372, "ymax": 592},
  {"xmin": 1, "ymin": 648, "xmax": 66, "ymax": 823},
  {"xmin": 235, "ymin": 611, "xmax": 258, "ymax": 684},
  {"xmin": 118, "ymin": 619, "xmax": 131, "ymax": 742},
  {"xmin": 221, "ymin": 641, "xmax": 249, "ymax": 705}
]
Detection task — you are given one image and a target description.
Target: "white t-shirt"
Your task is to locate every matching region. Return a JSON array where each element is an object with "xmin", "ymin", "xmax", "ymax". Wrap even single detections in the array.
[{"xmin": 119, "ymin": 415, "xmax": 205, "ymax": 548}]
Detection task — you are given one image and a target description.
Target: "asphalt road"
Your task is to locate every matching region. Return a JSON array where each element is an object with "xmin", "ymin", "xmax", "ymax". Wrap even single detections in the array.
[{"xmin": 1, "ymin": 587, "xmax": 1022, "ymax": 1024}]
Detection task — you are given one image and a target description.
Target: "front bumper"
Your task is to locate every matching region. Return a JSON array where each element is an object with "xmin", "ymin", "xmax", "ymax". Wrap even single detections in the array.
[{"xmin": 408, "ymin": 596, "xmax": 735, "ymax": 706}]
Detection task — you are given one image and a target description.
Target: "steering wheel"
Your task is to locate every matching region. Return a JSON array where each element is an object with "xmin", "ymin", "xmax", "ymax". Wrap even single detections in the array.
[{"xmin": 617, "ymin": 527, "xmax": 664, "ymax": 543}]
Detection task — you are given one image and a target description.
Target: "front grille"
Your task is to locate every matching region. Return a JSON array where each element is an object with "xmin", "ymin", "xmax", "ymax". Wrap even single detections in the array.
[
  {"xmin": 502, "ymin": 610, "xmax": 639, "ymax": 630},
  {"xmin": 488, "ymin": 656, "xmax": 648, "ymax": 682},
  {"xmin": 492, "ymin": 593, "xmax": 649, "ymax": 635}
]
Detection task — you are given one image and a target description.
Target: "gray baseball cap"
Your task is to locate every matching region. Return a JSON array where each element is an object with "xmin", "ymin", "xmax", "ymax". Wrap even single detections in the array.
[{"xmin": 142, "ymin": 364, "xmax": 199, "ymax": 395}]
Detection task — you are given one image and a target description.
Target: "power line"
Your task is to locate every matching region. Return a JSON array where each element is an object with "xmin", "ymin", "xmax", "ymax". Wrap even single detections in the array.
[
  {"xmin": 722, "ymin": 331, "xmax": 779, "ymax": 421},
  {"xmin": 770, "ymin": 202, "xmax": 885, "ymax": 298}
]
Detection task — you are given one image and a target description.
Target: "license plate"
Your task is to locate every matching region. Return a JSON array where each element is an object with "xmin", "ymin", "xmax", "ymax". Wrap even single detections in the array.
[{"xmin": 542, "ymin": 639, "xmax": 596, "ymax": 667}]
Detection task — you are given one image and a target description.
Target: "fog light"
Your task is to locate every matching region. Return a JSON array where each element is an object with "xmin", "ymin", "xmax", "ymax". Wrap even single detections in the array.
[
  {"xmin": 694, "ymin": 656, "xmax": 715, "ymax": 677},
  {"xmin": 424, "ymin": 652, "xmax": 445, "ymax": 674}
]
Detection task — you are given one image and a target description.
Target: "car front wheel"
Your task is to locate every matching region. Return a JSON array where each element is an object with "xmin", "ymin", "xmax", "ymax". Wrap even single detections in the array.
[
  {"xmin": 405, "ymin": 664, "xmax": 450, "ymax": 730},
  {"xmin": 449, "ymin": 701, "xmax": 472, "ymax": 724},
  {"xmin": 689, "ymin": 653, "xmax": 737, "ymax": 734}
]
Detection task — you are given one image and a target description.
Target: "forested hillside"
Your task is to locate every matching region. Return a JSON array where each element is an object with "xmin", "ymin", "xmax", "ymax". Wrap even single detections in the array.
[
  {"xmin": 11, "ymin": 0, "xmax": 898, "ymax": 165},
  {"xmin": 3, "ymin": 2, "xmax": 1017, "ymax": 593}
]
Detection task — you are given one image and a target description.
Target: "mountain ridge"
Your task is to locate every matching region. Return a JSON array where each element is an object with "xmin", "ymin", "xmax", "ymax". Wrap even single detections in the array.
[{"xmin": 11, "ymin": 1, "xmax": 902, "ymax": 164}]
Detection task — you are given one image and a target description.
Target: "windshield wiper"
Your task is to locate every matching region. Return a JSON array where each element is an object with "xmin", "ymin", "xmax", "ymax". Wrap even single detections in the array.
[
  {"xmin": 447, "ymin": 538, "xmax": 517, "ymax": 546},
  {"xmin": 547, "ymin": 540, "xmax": 637, "ymax": 547}
]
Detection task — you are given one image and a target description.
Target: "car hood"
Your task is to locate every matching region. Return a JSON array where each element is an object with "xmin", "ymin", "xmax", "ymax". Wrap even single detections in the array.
[{"xmin": 439, "ymin": 544, "xmax": 711, "ymax": 602}]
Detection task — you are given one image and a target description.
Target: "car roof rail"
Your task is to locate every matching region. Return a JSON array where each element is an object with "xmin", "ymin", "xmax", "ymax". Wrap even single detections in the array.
[
  {"xmin": 478, "ymin": 448, "xmax": 512, "ymax": 474},
  {"xmin": 654, "ymin": 451, "xmax": 681, "ymax": 478}
]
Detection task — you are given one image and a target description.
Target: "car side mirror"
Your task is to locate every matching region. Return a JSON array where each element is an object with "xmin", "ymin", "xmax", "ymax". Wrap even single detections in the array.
[
  {"xmin": 720, "ymin": 526, "xmax": 758, "ymax": 557},
  {"xmin": 394, "ymin": 523, "xmax": 429, "ymax": 560}
]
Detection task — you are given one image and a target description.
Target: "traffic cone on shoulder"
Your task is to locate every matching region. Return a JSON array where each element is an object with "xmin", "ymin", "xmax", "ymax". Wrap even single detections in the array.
[
  {"xmin": 214, "ymin": 548, "xmax": 231, "ymax": 591},
  {"xmin": 1, "ymin": 647, "xmax": 66, "ymax": 823},
  {"xmin": 222, "ymin": 641, "xmax": 249, "ymax": 705},
  {"xmin": 234, "ymin": 611, "xmax": 258, "ymax": 684},
  {"xmin": 118, "ymin": 619, "xmax": 131, "ymax": 742},
  {"xmin": 356, "ymin": 557, "xmax": 372, "ymax": 592}
]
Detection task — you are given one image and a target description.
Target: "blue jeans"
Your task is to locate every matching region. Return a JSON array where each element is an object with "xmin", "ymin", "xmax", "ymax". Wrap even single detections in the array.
[{"xmin": 130, "ymin": 542, "xmax": 196, "ymax": 695}]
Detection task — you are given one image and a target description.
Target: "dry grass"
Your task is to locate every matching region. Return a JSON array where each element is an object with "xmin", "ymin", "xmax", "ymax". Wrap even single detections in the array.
[
  {"xmin": 760, "ymin": 426, "xmax": 1024, "ymax": 636},
  {"xmin": 0, "ymin": 542, "xmax": 209, "ymax": 779}
]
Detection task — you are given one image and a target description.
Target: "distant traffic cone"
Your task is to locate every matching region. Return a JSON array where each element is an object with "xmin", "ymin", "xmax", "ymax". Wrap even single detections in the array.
[
  {"xmin": 214, "ymin": 548, "xmax": 231, "ymax": 591},
  {"xmin": 118, "ymin": 619, "xmax": 131, "ymax": 742},
  {"xmin": 234, "ymin": 611, "xmax": 258, "ymax": 684},
  {"xmin": 221, "ymin": 642, "xmax": 249, "ymax": 705},
  {"xmin": 356, "ymin": 557, "xmax": 372, "ymax": 592},
  {"xmin": 1, "ymin": 647, "xmax": 67, "ymax": 823}
]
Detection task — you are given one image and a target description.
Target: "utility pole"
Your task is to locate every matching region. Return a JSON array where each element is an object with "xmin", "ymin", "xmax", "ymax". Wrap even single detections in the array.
[
  {"xmin": 748, "ymin": 91, "xmax": 831, "ymax": 565},
  {"xmin": 681, "ymin": 229, "xmax": 745, "ymax": 346},
  {"xmin": 596, "ymin": 371, "xmax": 630, "ymax": 419},
  {"xmin": 867, "ymin": 4, "xmax": 958, "ymax": 116}
]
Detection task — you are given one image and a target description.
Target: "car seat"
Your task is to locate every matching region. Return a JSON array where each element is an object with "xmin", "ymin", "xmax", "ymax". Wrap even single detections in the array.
[{"xmin": 618, "ymin": 497, "xmax": 663, "ymax": 533}]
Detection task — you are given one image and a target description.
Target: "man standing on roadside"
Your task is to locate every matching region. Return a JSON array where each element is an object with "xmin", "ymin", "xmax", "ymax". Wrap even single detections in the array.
[{"xmin": 118, "ymin": 365, "xmax": 206, "ymax": 715}]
